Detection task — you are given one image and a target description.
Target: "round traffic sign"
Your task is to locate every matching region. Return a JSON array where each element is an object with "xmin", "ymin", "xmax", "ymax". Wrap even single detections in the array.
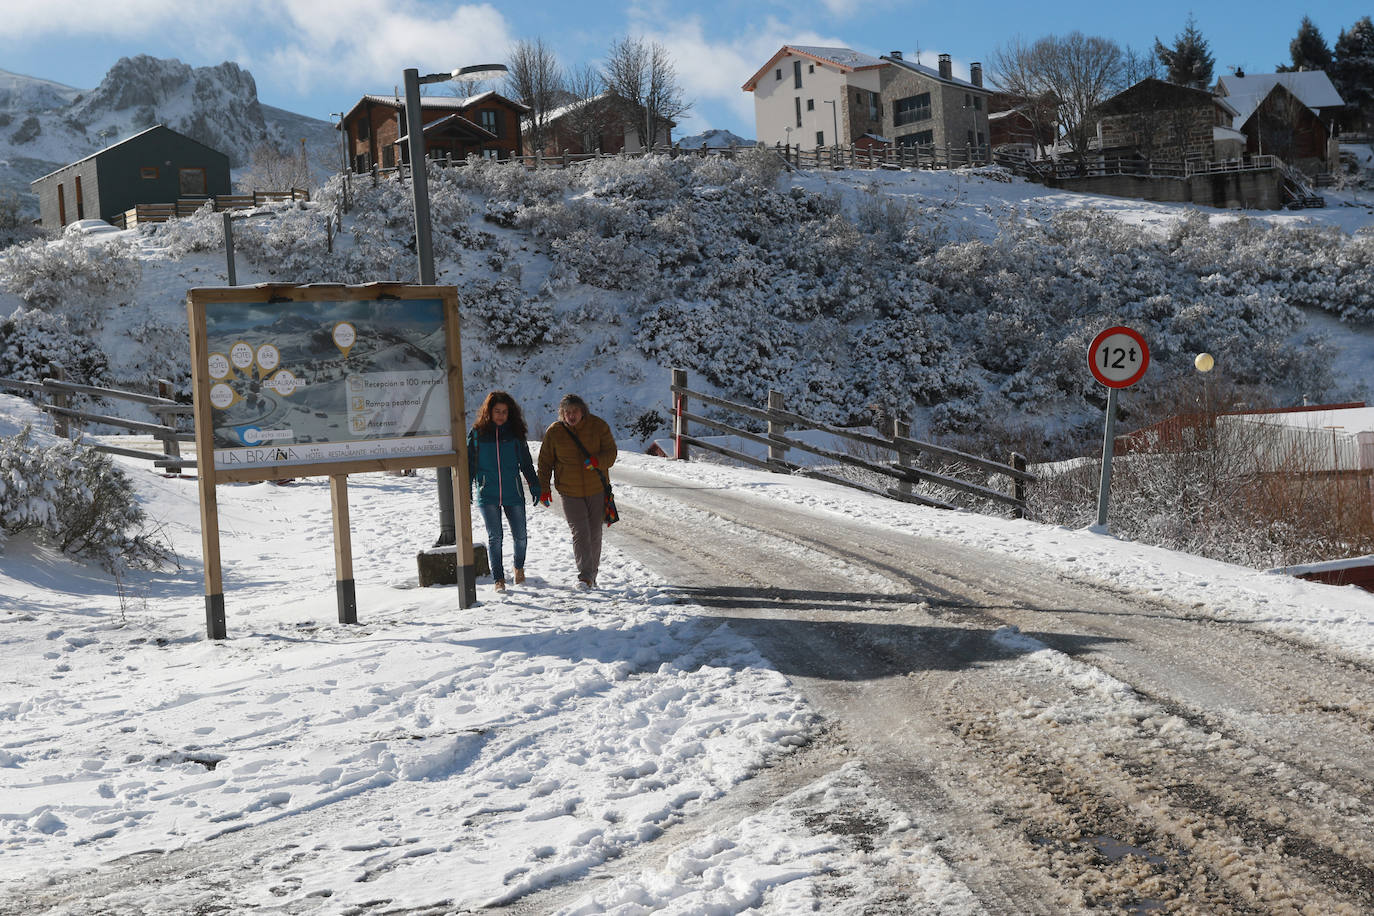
[{"xmin": 1088, "ymin": 326, "xmax": 1149, "ymax": 389}]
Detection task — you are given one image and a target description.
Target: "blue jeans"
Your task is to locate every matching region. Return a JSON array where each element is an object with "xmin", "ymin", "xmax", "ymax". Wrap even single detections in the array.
[{"xmin": 479, "ymin": 502, "xmax": 527, "ymax": 583}]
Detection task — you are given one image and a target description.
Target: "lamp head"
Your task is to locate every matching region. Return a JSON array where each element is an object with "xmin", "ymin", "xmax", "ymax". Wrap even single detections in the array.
[{"xmin": 452, "ymin": 63, "xmax": 508, "ymax": 81}]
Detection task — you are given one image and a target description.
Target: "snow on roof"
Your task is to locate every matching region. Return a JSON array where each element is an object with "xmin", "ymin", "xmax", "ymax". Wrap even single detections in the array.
[
  {"xmin": 1213, "ymin": 125, "xmax": 1247, "ymax": 143},
  {"xmin": 742, "ymin": 45, "xmax": 886, "ymax": 90},
  {"xmin": 882, "ymin": 55, "xmax": 988, "ymax": 93},
  {"xmin": 1218, "ymin": 71, "xmax": 1345, "ymax": 126},
  {"xmin": 788, "ymin": 46, "xmax": 887, "ymax": 70},
  {"xmin": 1222, "ymin": 405, "xmax": 1374, "ymax": 435}
]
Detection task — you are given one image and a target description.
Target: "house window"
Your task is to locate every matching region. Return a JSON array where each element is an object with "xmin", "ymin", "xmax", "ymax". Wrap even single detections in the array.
[
  {"xmin": 808, "ymin": 64, "xmax": 814, "ymax": 73},
  {"xmin": 74, "ymin": 176, "xmax": 84, "ymax": 219},
  {"xmin": 893, "ymin": 92, "xmax": 931, "ymax": 126},
  {"xmin": 479, "ymin": 109, "xmax": 500, "ymax": 137},
  {"xmin": 179, "ymin": 168, "xmax": 207, "ymax": 196},
  {"xmin": 141, "ymin": 166, "xmax": 158, "ymax": 179},
  {"xmin": 807, "ymin": 99, "xmax": 814, "ymax": 111},
  {"xmin": 816, "ymin": 130, "xmax": 825, "ymax": 145},
  {"xmin": 856, "ymin": 91, "xmax": 862, "ymax": 105},
  {"xmin": 483, "ymin": 149, "xmax": 499, "ymax": 159},
  {"xmin": 897, "ymin": 130, "xmax": 933, "ymax": 147},
  {"xmin": 382, "ymin": 146, "xmax": 395, "ymax": 168},
  {"xmin": 355, "ymin": 153, "xmax": 368, "ymax": 172},
  {"xmin": 57, "ymin": 184, "xmax": 66, "ymax": 226},
  {"xmin": 795, "ymin": 97, "xmax": 802, "ymax": 128},
  {"xmin": 794, "ymin": 61, "xmax": 802, "ymax": 88},
  {"xmin": 965, "ymin": 93, "xmax": 972, "ymax": 108},
  {"xmin": 974, "ymin": 96, "xmax": 983, "ymax": 111},
  {"xmin": 358, "ymin": 118, "xmax": 369, "ymax": 139},
  {"xmin": 776, "ymin": 68, "xmax": 782, "ymax": 80}
]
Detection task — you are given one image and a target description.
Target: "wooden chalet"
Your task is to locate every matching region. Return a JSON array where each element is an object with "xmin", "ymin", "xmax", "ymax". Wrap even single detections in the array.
[{"xmin": 339, "ymin": 91, "xmax": 530, "ymax": 171}]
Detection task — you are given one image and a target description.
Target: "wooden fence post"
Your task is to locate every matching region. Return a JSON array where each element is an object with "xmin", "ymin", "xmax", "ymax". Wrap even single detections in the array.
[
  {"xmin": 892, "ymin": 418, "xmax": 913, "ymax": 498},
  {"xmin": 767, "ymin": 390, "xmax": 788, "ymax": 467},
  {"xmin": 49, "ymin": 363, "xmax": 68, "ymax": 439},
  {"xmin": 672, "ymin": 368, "xmax": 689, "ymax": 461},
  {"xmin": 1012, "ymin": 452, "xmax": 1028, "ymax": 518},
  {"xmin": 222, "ymin": 212, "xmax": 237, "ymax": 286},
  {"xmin": 157, "ymin": 378, "xmax": 183, "ymax": 475}
]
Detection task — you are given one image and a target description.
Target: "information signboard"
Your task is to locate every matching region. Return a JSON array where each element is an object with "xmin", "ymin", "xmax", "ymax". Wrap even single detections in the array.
[{"xmin": 187, "ymin": 283, "xmax": 474, "ymax": 639}]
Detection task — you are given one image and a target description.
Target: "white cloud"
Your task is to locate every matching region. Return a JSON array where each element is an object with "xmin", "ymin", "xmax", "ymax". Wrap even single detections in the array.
[
  {"xmin": 0, "ymin": 0, "xmax": 514, "ymax": 102},
  {"xmin": 633, "ymin": 15, "xmax": 846, "ymax": 135},
  {"xmin": 260, "ymin": 1, "xmax": 514, "ymax": 96}
]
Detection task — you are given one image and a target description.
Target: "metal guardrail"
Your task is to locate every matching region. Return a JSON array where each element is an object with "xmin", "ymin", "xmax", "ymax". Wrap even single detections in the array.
[{"xmin": 667, "ymin": 369, "xmax": 1033, "ymax": 516}]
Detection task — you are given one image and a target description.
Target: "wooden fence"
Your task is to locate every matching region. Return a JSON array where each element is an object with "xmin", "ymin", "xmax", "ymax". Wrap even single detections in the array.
[
  {"xmin": 668, "ymin": 369, "xmax": 1034, "ymax": 517},
  {"xmin": 116, "ymin": 189, "xmax": 312, "ymax": 228},
  {"xmin": 0, "ymin": 367, "xmax": 192, "ymax": 473}
]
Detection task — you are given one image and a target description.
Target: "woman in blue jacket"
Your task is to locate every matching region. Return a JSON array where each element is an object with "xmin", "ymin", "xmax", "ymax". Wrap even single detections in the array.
[{"xmin": 467, "ymin": 391, "xmax": 541, "ymax": 592}]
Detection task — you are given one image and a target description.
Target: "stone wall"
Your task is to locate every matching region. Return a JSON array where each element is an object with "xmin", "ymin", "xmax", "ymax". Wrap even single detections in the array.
[{"xmin": 1051, "ymin": 168, "xmax": 1284, "ymax": 210}]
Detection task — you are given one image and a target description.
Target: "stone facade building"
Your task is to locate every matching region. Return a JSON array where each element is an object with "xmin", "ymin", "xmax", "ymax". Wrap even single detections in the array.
[
  {"xmin": 879, "ymin": 53, "xmax": 991, "ymax": 153},
  {"xmin": 1094, "ymin": 79, "xmax": 1244, "ymax": 163},
  {"xmin": 743, "ymin": 46, "xmax": 989, "ymax": 155}
]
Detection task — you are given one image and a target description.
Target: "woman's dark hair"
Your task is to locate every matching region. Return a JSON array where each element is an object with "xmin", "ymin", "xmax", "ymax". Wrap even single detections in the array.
[
  {"xmin": 558, "ymin": 394, "xmax": 588, "ymax": 417},
  {"xmin": 474, "ymin": 390, "xmax": 527, "ymax": 438}
]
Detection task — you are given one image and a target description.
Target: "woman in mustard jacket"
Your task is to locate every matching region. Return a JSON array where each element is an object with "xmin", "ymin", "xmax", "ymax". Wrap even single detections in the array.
[{"xmin": 536, "ymin": 394, "xmax": 617, "ymax": 589}]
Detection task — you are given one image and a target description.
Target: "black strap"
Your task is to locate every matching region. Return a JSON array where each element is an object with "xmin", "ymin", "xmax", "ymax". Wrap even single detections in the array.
[{"xmin": 561, "ymin": 421, "xmax": 611, "ymax": 494}]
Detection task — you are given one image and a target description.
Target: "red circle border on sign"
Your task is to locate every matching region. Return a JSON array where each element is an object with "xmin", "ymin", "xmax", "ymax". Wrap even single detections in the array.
[{"xmin": 1088, "ymin": 325, "xmax": 1150, "ymax": 389}]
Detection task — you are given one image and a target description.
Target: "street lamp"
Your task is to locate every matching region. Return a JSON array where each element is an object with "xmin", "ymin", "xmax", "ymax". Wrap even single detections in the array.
[
  {"xmin": 402, "ymin": 62, "xmax": 507, "ymax": 553},
  {"xmin": 823, "ymin": 99, "xmax": 839, "ymax": 147}
]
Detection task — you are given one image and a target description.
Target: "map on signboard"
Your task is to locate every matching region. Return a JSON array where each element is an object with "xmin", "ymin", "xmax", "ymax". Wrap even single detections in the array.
[{"xmin": 202, "ymin": 298, "xmax": 453, "ymax": 469}]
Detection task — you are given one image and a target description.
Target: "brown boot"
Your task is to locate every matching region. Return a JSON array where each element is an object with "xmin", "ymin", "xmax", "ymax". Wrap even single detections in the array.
[
  {"xmin": 493, "ymin": 580, "xmax": 506, "ymax": 592},
  {"xmin": 513, "ymin": 569, "xmax": 526, "ymax": 585}
]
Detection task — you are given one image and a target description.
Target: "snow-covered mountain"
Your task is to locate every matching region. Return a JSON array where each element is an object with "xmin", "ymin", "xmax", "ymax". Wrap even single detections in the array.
[
  {"xmin": 677, "ymin": 128, "xmax": 753, "ymax": 148},
  {"xmin": 0, "ymin": 58, "xmax": 339, "ymax": 216}
]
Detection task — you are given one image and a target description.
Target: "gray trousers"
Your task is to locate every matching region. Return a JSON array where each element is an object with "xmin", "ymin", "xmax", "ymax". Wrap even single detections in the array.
[{"xmin": 560, "ymin": 492, "xmax": 604, "ymax": 583}]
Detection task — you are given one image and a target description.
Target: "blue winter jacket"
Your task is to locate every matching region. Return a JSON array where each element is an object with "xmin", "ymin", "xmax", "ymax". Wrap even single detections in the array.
[{"xmin": 467, "ymin": 423, "xmax": 540, "ymax": 507}]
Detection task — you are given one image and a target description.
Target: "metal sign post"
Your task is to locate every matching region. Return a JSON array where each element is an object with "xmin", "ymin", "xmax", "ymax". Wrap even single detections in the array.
[{"xmin": 1088, "ymin": 326, "xmax": 1150, "ymax": 531}]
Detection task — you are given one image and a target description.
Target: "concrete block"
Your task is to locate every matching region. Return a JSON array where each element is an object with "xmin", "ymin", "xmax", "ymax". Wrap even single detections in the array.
[{"xmin": 418, "ymin": 544, "xmax": 488, "ymax": 587}]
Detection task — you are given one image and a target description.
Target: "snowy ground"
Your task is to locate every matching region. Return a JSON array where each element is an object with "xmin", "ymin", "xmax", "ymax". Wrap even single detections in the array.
[{"xmin": 3, "ymin": 393, "xmax": 1373, "ymax": 912}]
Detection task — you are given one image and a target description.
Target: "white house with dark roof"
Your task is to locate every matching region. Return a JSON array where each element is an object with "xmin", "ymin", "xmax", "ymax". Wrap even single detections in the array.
[
  {"xmin": 742, "ymin": 45, "xmax": 990, "ymax": 154},
  {"xmin": 742, "ymin": 46, "xmax": 887, "ymax": 148}
]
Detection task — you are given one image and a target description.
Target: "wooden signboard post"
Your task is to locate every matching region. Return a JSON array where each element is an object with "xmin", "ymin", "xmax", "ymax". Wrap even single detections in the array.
[{"xmin": 187, "ymin": 283, "xmax": 475, "ymax": 639}]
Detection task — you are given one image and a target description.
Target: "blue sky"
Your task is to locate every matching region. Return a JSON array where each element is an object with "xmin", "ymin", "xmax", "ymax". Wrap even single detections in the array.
[{"xmin": 0, "ymin": 0, "xmax": 1366, "ymax": 141}]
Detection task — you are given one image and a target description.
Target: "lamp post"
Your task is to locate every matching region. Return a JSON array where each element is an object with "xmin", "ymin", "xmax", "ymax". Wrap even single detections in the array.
[
  {"xmin": 824, "ymin": 99, "xmax": 839, "ymax": 147},
  {"xmin": 402, "ymin": 63, "xmax": 507, "ymax": 550}
]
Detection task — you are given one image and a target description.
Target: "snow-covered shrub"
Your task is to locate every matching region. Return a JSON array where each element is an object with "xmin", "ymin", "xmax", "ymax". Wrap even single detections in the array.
[
  {"xmin": 0, "ymin": 232, "xmax": 141, "ymax": 330},
  {"xmin": 142, "ymin": 204, "xmax": 224, "ymax": 257},
  {"xmin": 0, "ymin": 426, "xmax": 167, "ymax": 570},
  {"xmin": 232, "ymin": 206, "xmax": 339, "ymax": 282},
  {"xmin": 0, "ymin": 308, "xmax": 110, "ymax": 385},
  {"xmin": 462, "ymin": 278, "xmax": 554, "ymax": 348}
]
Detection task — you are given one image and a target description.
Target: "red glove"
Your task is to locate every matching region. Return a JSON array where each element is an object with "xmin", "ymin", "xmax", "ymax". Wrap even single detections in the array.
[
  {"xmin": 584, "ymin": 457, "xmax": 598, "ymax": 470},
  {"xmin": 539, "ymin": 490, "xmax": 552, "ymax": 507}
]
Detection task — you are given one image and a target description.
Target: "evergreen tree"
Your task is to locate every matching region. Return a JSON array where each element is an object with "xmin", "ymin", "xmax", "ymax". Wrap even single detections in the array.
[
  {"xmin": 1334, "ymin": 16, "xmax": 1374, "ymax": 126},
  {"xmin": 1153, "ymin": 14, "xmax": 1216, "ymax": 88},
  {"xmin": 1280, "ymin": 16, "xmax": 1333, "ymax": 72}
]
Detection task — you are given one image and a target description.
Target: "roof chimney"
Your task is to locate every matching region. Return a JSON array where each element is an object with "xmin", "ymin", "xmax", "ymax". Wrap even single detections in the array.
[
  {"xmin": 938, "ymin": 54, "xmax": 952, "ymax": 80},
  {"xmin": 890, "ymin": 50, "xmax": 903, "ymax": 60},
  {"xmin": 970, "ymin": 62, "xmax": 983, "ymax": 88}
]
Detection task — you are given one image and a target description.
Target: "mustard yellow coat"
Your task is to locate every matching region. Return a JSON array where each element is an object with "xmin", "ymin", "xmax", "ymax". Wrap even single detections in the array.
[{"xmin": 537, "ymin": 415, "xmax": 617, "ymax": 499}]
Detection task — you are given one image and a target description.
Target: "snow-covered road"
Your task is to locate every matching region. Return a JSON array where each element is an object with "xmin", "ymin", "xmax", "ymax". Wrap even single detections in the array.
[
  {"xmin": 600, "ymin": 465, "xmax": 1374, "ymax": 914},
  {"xmin": 3, "ymin": 443, "xmax": 1374, "ymax": 914}
]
